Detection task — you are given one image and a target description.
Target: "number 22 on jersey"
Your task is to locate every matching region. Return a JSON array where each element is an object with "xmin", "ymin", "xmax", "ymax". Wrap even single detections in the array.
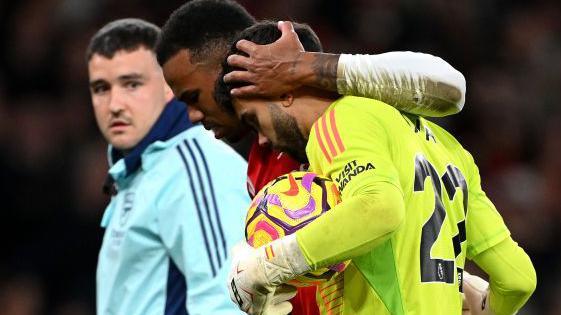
[{"xmin": 414, "ymin": 154, "xmax": 468, "ymax": 291}]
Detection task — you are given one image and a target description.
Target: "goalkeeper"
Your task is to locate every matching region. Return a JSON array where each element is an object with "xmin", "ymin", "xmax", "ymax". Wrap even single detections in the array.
[{"xmin": 217, "ymin": 21, "xmax": 537, "ymax": 315}]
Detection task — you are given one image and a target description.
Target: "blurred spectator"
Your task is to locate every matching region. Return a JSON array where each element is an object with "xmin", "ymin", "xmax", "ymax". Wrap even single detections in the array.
[{"xmin": 0, "ymin": 273, "xmax": 45, "ymax": 315}]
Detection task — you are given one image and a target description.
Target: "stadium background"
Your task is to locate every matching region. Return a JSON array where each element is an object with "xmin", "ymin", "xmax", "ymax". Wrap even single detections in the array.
[{"xmin": 0, "ymin": 0, "xmax": 559, "ymax": 314}]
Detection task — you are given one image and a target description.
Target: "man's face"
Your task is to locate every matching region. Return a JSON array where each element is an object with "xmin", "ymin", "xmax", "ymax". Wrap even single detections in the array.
[
  {"xmin": 88, "ymin": 48, "xmax": 168, "ymax": 151},
  {"xmin": 232, "ymin": 98, "xmax": 308, "ymax": 163},
  {"xmin": 162, "ymin": 49, "xmax": 247, "ymax": 141}
]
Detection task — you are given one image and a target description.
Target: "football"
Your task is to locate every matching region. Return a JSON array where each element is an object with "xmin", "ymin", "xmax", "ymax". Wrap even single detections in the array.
[{"xmin": 245, "ymin": 171, "xmax": 347, "ymax": 286}]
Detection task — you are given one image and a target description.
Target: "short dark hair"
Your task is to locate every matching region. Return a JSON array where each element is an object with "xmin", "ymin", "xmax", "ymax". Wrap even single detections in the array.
[
  {"xmin": 86, "ymin": 18, "xmax": 160, "ymax": 61},
  {"xmin": 214, "ymin": 20, "xmax": 323, "ymax": 113},
  {"xmin": 157, "ymin": 0, "xmax": 256, "ymax": 66}
]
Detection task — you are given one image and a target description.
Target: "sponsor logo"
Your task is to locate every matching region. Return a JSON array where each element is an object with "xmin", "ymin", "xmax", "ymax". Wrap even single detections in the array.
[
  {"xmin": 335, "ymin": 160, "xmax": 375, "ymax": 191},
  {"xmin": 458, "ymin": 269, "xmax": 464, "ymax": 293}
]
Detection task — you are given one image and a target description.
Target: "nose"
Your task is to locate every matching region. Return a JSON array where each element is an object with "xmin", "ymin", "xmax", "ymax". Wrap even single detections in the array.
[
  {"xmin": 187, "ymin": 106, "xmax": 204, "ymax": 123},
  {"xmin": 257, "ymin": 133, "xmax": 270, "ymax": 147},
  {"xmin": 108, "ymin": 91, "xmax": 125, "ymax": 114}
]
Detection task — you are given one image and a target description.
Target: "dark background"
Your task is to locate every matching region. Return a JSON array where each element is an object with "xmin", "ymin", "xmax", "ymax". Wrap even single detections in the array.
[{"xmin": 0, "ymin": 0, "xmax": 559, "ymax": 314}]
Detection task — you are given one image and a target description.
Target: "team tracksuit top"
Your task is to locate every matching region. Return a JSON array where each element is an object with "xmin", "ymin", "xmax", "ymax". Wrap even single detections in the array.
[{"xmin": 96, "ymin": 99, "xmax": 249, "ymax": 315}]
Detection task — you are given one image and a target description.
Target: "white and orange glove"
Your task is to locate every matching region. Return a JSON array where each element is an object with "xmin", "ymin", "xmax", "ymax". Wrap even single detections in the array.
[
  {"xmin": 463, "ymin": 271, "xmax": 495, "ymax": 315},
  {"xmin": 227, "ymin": 235, "xmax": 310, "ymax": 314}
]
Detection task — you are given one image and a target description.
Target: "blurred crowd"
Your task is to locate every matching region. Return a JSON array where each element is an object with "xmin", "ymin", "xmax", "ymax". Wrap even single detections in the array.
[{"xmin": 0, "ymin": 0, "xmax": 559, "ymax": 314}]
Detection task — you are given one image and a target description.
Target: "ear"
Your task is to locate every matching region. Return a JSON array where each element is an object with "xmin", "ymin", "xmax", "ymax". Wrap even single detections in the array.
[
  {"xmin": 163, "ymin": 80, "xmax": 175, "ymax": 101},
  {"xmin": 280, "ymin": 93, "xmax": 294, "ymax": 108}
]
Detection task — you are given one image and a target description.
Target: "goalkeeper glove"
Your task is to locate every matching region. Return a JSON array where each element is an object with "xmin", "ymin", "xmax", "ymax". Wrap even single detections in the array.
[
  {"xmin": 227, "ymin": 235, "xmax": 310, "ymax": 315},
  {"xmin": 463, "ymin": 271, "xmax": 499, "ymax": 315},
  {"xmin": 263, "ymin": 284, "xmax": 298, "ymax": 315}
]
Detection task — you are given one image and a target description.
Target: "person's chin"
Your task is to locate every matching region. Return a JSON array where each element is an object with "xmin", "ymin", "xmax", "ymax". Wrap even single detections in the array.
[{"xmin": 109, "ymin": 135, "xmax": 136, "ymax": 151}]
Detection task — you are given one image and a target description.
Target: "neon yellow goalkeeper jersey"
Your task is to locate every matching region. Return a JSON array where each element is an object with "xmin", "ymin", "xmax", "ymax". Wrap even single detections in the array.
[{"xmin": 302, "ymin": 96, "xmax": 511, "ymax": 314}]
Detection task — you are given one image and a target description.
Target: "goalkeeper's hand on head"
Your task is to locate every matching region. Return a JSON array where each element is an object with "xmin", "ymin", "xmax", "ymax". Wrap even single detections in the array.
[
  {"xmin": 227, "ymin": 235, "xmax": 311, "ymax": 314},
  {"xmin": 463, "ymin": 271, "xmax": 496, "ymax": 315}
]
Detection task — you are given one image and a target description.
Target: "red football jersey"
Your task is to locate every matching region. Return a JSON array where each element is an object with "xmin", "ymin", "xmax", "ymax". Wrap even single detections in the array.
[
  {"xmin": 246, "ymin": 139, "xmax": 319, "ymax": 315},
  {"xmin": 246, "ymin": 140, "xmax": 306, "ymax": 197}
]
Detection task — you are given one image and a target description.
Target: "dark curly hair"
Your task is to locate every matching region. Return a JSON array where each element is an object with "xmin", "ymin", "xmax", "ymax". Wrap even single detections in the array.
[{"xmin": 156, "ymin": 0, "xmax": 256, "ymax": 66}]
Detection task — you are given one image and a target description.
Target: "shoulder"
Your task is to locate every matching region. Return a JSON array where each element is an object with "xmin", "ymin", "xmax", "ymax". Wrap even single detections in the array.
[
  {"xmin": 423, "ymin": 119, "xmax": 470, "ymax": 159},
  {"xmin": 152, "ymin": 125, "xmax": 248, "ymax": 192},
  {"xmin": 323, "ymin": 96, "xmax": 405, "ymax": 137},
  {"xmin": 187, "ymin": 127, "xmax": 247, "ymax": 166},
  {"xmin": 148, "ymin": 126, "xmax": 246, "ymax": 174},
  {"xmin": 315, "ymin": 96, "xmax": 402, "ymax": 142},
  {"xmin": 422, "ymin": 119, "xmax": 480, "ymax": 181},
  {"xmin": 332, "ymin": 96, "xmax": 401, "ymax": 118},
  {"xmin": 146, "ymin": 127, "xmax": 248, "ymax": 213}
]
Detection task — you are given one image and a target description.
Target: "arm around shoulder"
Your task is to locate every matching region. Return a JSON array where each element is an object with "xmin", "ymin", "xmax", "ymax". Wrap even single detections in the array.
[{"xmin": 337, "ymin": 52, "xmax": 466, "ymax": 117}]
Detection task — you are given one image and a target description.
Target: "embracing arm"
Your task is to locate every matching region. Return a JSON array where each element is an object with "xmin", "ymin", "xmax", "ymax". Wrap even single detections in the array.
[
  {"xmin": 225, "ymin": 21, "xmax": 465, "ymax": 117},
  {"xmin": 335, "ymin": 52, "xmax": 465, "ymax": 117}
]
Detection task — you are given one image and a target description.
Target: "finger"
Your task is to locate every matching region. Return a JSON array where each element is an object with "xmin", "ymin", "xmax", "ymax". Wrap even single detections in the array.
[
  {"xmin": 277, "ymin": 21, "xmax": 304, "ymax": 51},
  {"xmin": 231, "ymin": 85, "xmax": 261, "ymax": 97},
  {"xmin": 270, "ymin": 284, "xmax": 297, "ymax": 304},
  {"xmin": 236, "ymin": 39, "xmax": 258, "ymax": 55},
  {"xmin": 250, "ymin": 293, "xmax": 272, "ymax": 315},
  {"xmin": 224, "ymin": 70, "xmax": 255, "ymax": 84},
  {"xmin": 227, "ymin": 54, "xmax": 252, "ymax": 69},
  {"xmin": 266, "ymin": 301, "xmax": 293, "ymax": 315},
  {"xmin": 277, "ymin": 20, "xmax": 296, "ymax": 35}
]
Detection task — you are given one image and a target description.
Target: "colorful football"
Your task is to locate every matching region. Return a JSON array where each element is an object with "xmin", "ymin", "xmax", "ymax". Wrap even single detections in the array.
[{"xmin": 245, "ymin": 171, "xmax": 347, "ymax": 286}]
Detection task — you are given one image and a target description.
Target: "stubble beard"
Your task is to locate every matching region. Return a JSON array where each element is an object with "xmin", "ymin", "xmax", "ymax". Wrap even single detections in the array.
[{"xmin": 267, "ymin": 103, "xmax": 308, "ymax": 163}]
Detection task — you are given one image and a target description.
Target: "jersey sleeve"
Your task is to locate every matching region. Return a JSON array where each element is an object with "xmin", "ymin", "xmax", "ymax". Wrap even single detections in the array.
[
  {"xmin": 462, "ymin": 149, "xmax": 511, "ymax": 259},
  {"xmin": 156, "ymin": 138, "xmax": 248, "ymax": 315},
  {"xmin": 297, "ymin": 98, "xmax": 406, "ymax": 268},
  {"xmin": 337, "ymin": 52, "xmax": 466, "ymax": 117},
  {"xmin": 472, "ymin": 237, "xmax": 536, "ymax": 314}
]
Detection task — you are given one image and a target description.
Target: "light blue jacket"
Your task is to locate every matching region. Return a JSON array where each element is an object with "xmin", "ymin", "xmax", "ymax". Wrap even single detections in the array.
[{"xmin": 96, "ymin": 100, "xmax": 249, "ymax": 315}]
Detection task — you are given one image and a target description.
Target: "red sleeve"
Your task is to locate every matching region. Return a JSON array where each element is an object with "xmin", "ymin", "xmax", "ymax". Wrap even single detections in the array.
[{"xmin": 246, "ymin": 139, "xmax": 306, "ymax": 197}]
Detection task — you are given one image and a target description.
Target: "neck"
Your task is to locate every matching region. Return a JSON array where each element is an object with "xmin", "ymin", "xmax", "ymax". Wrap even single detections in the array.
[{"xmin": 293, "ymin": 88, "xmax": 338, "ymax": 140}]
